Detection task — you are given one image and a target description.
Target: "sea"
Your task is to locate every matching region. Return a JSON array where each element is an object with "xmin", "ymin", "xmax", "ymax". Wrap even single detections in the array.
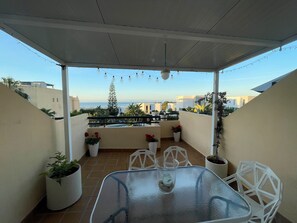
[{"xmin": 80, "ymin": 102, "xmax": 138, "ymax": 112}]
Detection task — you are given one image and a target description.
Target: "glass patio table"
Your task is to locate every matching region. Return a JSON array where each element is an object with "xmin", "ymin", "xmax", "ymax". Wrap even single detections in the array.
[{"xmin": 90, "ymin": 166, "xmax": 251, "ymax": 223}]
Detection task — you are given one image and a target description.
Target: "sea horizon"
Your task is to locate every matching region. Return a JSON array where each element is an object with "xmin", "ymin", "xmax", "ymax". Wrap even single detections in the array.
[{"xmin": 80, "ymin": 101, "xmax": 157, "ymax": 110}]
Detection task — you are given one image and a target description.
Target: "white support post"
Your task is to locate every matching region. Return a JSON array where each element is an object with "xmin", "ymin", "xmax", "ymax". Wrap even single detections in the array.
[
  {"xmin": 210, "ymin": 71, "xmax": 219, "ymax": 155},
  {"xmin": 61, "ymin": 65, "xmax": 73, "ymax": 161}
]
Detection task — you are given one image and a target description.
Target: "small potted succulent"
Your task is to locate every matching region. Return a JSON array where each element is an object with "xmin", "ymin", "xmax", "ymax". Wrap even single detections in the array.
[
  {"xmin": 145, "ymin": 133, "xmax": 158, "ymax": 154},
  {"xmin": 85, "ymin": 132, "xmax": 101, "ymax": 157},
  {"xmin": 42, "ymin": 152, "xmax": 82, "ymax": 210},
  {"xmin": 172, "ymin": 125, "xmax": 181, "ymax": 142}
]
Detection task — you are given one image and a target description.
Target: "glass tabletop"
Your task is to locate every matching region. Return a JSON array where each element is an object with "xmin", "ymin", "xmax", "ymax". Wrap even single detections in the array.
[{"xmin": 90, "ymin": 166, "xmax": 251, "ymax": 223}]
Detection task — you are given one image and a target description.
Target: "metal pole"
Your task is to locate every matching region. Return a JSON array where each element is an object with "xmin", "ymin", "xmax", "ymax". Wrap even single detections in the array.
[
  {"xmin": 211, "ymin": 71, "xmax": 219, "ymax": 155},
  {"xmin": 61, "ymin": 65, "xmax": 73, "ymax": 161}
]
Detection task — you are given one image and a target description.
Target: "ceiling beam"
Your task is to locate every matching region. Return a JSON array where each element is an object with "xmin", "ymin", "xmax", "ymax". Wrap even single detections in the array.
[
  {"xmin": 66, "ymin": 62, "xmax": 214, "ymax": 73},
  {"xmin": 0, "ymin": 22, "xmax": 65, "ymax": 64},
  {"xmin": 0, "ymin": 14, "xmax": 281, "ymax": 48}
]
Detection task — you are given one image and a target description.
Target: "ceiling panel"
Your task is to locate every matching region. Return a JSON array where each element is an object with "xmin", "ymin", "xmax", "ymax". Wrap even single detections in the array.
[
  {"xmin": 177, "ymin": 42, "xmax": 261, "ymax": 70},
  {"xmin": 99, "ymin": 0, "xmax": 238, "ymax": 33},
  {"xmin": 0, "ymin": 0, "xmax": 103, "ymax": 23},
  {"xmin": 110, "ymin": 34, "xmax": 197, "ymax": 68},
  {"xmin": 10, "ymin": 25, "xmax": 118, "ymax": 65},
  {"xmin": 1, "ymin": 1, "xmax": 297, "ymax": 71},
  {"xmin": 209, "ymin": 0, "xmax": 297, "ymax": 41}
]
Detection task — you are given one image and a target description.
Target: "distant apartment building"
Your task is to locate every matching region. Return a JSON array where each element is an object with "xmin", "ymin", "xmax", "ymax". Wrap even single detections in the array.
[
  {"xmin": 139, "ymin": 103, "xmax": 152, "ymax": 114},
  {"xmin": 21, "ymin": 81, "xmax": 80, "ymax": 117},
  {"xmin": 226, "ymin": 96, "xmax": 255, "ymax": 108},
  {"xmin": 176, "ymin": 96, "xmax": 200, "ymax": 110}
]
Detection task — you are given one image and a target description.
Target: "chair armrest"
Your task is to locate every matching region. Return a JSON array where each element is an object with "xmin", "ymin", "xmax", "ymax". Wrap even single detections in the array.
[{"xmin": 224, "ymin": 174, "xmax": 237, "ymax": 184}]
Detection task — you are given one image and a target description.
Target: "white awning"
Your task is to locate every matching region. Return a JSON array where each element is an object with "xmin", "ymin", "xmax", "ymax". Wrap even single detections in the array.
[{"xmin": 1, "ymin": 0, "xmax": 297, "ymax": 71}]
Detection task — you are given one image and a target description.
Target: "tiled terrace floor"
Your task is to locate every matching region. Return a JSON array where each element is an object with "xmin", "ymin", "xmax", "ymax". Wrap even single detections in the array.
[{"xmin": 24, "ymin": 138, "xmax": 205, "ymax": 223}]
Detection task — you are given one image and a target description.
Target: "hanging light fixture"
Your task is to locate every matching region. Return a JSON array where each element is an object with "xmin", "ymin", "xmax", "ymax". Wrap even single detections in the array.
[{"xmin": 161, "ymin": 42, "xmax": 170, "ymax": 80}]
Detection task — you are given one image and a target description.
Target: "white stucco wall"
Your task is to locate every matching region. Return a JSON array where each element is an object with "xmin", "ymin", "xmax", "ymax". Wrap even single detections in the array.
[{"xmin": 0, "ymin": 84, "xmax": 56, "ymax": 223}]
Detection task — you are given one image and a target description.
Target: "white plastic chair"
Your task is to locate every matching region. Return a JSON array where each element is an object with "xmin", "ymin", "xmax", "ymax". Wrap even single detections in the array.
[
  {"xmin": 164, "ymin": 146, "xmax": 192, "ymax": 166},
  {"xmin": 224, "ymin": 161, "xmax": 283, "ymax": 223},
  {"xmin": 128, "ymin": 149, "xmax": 156, "ymax": 170}
]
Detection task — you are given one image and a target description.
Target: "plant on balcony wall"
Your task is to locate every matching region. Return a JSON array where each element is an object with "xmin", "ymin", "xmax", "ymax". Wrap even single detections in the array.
[{"xmin": 41, "ymin": 152, "xmax": 82, "ymax": 210}]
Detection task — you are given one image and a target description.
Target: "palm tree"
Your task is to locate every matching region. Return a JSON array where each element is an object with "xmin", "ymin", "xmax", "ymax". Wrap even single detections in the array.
[{"xmin": 1, "ymin": 77, "xmax": 29, "ymax": 100}]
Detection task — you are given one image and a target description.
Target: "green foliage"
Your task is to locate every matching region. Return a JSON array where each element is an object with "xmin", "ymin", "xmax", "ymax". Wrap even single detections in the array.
[
  {"xmin": 107, "ymin": 81, "xmax": 119, "ymax": 116},
  {"xmin": 1, "ymin": 76, "xmax": 29, "ymax": 100},
  {"xmin": 124, "ymin": 103, "xmax": 145, "ymax": 116},
  {"xmin": 161, "ymin": 101, "xmax": 169, "ymax": 111},
  {"xmin": 41, "ymin": 108, "xmax": 56, "ymax": 118},
  {"xmin": 213, "ymin": 92, "xmax": 228, "ymax": 158},
  {"xmin": 84, "ymin": 132, "xmax": 101, "ymax": 145},
  {"xmin": 41, "ymin": 152, "xmax": 79, "ymax": 185},
  {"xmin": 70, "ymin": 110, "xmax": 83, "ymax": 117}
]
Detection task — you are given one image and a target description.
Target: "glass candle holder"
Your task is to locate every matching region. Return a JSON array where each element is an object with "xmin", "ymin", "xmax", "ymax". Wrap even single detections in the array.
[{"xmin": 156, "ymin": 156, "xmax": 179, "ymax": 193}]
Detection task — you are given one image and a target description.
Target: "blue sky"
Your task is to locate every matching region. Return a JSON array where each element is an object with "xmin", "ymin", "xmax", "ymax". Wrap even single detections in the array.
[{"xmin": 1, "ymin": 30, "xmax": 297, "ymax": 102}]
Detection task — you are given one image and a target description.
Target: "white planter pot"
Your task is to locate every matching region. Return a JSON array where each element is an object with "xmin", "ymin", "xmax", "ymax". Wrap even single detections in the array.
[
  {"xmin": 88, "ymin": 142, "xmax": 99, "ymax": 157},
  {"xmin": 173, "ymin": 132, "xmax": 181, "ymax": 142},
  {"xmin": 151, "ymin": 112, "xmax": 158, "ymax": 116},
  {"xmin": 148, "ymin": 142, "xmax": 158, "ymax": 154},
  {"xmin": 46, "ymin": 164, "xmax": 82, "ymax": 210},
  {"xmin": 205, "ymin": 156, "xmax": 228, "ymax": 178}
]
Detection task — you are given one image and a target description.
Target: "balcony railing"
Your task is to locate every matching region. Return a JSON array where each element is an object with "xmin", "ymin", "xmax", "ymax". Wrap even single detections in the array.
[{"xmin": 87, "ymin": 112, "xmax": 179, "ymax": 127}]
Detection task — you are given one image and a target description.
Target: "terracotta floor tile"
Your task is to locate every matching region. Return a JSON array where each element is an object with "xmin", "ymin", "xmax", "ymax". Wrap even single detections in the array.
[
  {"xmin": 41, "ymin": 213, "xmax": 64, "ymax": 223},
  {"xmin": 60, "ymin": 213, "xmax": 82, "ymax": 223}
]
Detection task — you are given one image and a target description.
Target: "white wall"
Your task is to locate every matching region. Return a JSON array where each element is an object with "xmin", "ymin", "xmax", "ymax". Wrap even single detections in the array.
[
  {"xmin": 0, "ymin": 84, "xmax": 56, "ymax": 223},
  {"xmin": 55, "ymin": 114, "xmax": 88, "ymax": 161},
  {"xmin": 221, "ymin": 71, "xmax": 297, "ymax": 222}
]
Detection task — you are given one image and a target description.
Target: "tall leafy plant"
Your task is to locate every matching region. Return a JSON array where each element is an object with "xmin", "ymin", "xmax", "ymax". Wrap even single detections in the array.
[{"xmin": 208, "ymin": 92, "xmax": 228, "ymax": 163}]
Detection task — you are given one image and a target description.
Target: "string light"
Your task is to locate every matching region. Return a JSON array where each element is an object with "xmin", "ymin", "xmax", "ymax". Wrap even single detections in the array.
[
  {"xmin": 17, "ymin": 41, "xmax": 56, "ymax": 65},
  {"xmin": 148, "ymin": 75, "xmax": 151, "ymax": 80},
  {"xmin": 171, "ymin": 74, "xmax": 173, "ymax": 80},
  {"xmin": 128, "ymin": 75, "xmax": 131, "ymax": 81},
  {"xmin": 120, "ymin": 76, "xmax": 123, "ymax": 83},
  {"xmin": 156, "ymin": 77, "xmax": 159, "ymax": 82},
  {"xmin": 16, "ymin": 37, "xmax": 297, "ymax": 77},
  {"xmin": 97, "ymin": 68, "xmax": 100, "ymax": 74}
]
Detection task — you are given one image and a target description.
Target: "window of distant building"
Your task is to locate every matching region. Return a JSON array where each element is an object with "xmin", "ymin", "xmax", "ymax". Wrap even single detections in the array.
[
  {"xmin": 57, "ymin": 98, "xmax": 59, "ymax": 102},
  {"xmin": 52, "ymin": 98, "xmax": 55, "ymax": 102}
]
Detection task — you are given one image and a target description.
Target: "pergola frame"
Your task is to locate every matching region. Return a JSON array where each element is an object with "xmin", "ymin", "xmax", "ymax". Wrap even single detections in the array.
[{"xmin": 1, "ymin": 1, "xmax": 297, "ymax": 160}]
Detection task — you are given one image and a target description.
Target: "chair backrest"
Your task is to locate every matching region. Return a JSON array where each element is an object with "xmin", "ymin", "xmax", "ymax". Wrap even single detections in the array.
[
  {"xmin": 235, "ymin": 161, "xmax": 283, "ymax": 223},
  {"xmin": 128, "ymin": 149, "xmax": 156, "ymax": 170},
  {"xmin": 163, "ymin": 146, "xmax": 192, "ymax": 166}
]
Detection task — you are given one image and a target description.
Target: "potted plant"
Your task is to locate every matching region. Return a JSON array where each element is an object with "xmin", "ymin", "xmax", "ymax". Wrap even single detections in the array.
[
  {"xmin": 172, "ymin": 125, "xmax": 181, "ymax": 142},
  {"xmin": 145, "ymin": 133, "xmax": 158, "ymax": 154},
  {"xmin": 159, "ymin": 110, "xmax": 166, "ymax": 120},
  {"xmin": 151, "ymin": 110, "xmax": 159, "ymax": 116},
  {"xmin": 85, "ymin": 132, "xmax": 101, "ymax": 157},
  {"xmin": 42, "ymin": 152, "xmax": 82, "ymax": 210},
  {"xmin": 205, "ymin": 92, "xmax": 229, "ymax": 178}
]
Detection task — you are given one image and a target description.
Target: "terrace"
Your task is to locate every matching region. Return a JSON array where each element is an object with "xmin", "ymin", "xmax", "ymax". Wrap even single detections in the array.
[
  {"xmin": 0, "ymin": 1, "xmax": 297, "ymax": 223},
  {"xmin": 24, "ymin": 139, "xmax": 205, "ymax": 223}
]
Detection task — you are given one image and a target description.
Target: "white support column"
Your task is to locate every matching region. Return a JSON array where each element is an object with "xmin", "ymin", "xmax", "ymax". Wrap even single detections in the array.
[
  {"xmin": 61, "ymin": 65, "xmax": 73, "ymax": 161},
  {"xmin": 210, "ymin": 71, "xmax": 219, "ymax": 155}
]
